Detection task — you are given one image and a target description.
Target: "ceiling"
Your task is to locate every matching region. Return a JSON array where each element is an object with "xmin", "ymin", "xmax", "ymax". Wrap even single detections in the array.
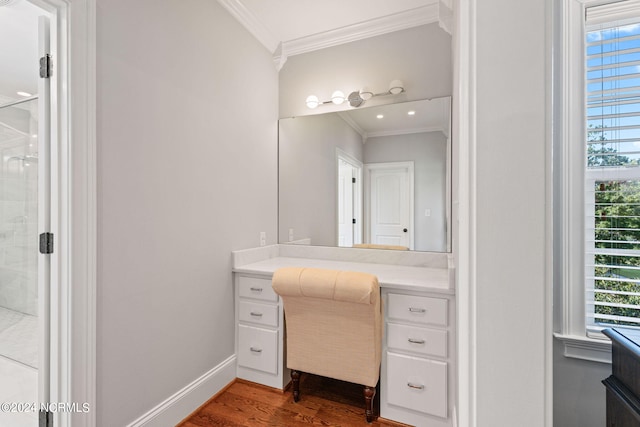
[
  {"xmin": 0, "ymin": 0, "xmax": 44, "ymax": 105},
  {"xmin": 339, "ymin": 97, "xmax": 450, "ymax": 141}
]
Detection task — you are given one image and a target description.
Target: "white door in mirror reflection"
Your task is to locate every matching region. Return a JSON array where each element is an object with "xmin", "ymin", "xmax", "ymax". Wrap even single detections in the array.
[
  {"xmin": 337, "ymin": 153, "xmax": 362, "ymax": 247},
  {"xmin": 338, "ymin": 160, "xmax": 354, "ymax": 247},
  {"xmin": 366, "ymin": 162, "xmax": 414, "ymax": 250}
]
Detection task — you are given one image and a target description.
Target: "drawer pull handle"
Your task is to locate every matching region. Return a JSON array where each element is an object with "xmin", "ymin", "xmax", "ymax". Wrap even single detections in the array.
[
  {"xmin": 250, "ymin": 347, "xmax": 262, "ymax": 353},
  {"xmin": 250, "ymin": 287, "xmax": 263, "ymax": 292},
  {"xmin": 250, "ymin": 312, "xmax": 263, "ymax": 317},
  {"xmin": 407, "ymin": 382, "xmax": 425, "ymax": 390},
  {"xmin": 408, "ymin": 338, "xmax": 425, "ymax": 344},
  {"xmin": 409, "ymin": 307, "xmax": 426, "ymax": 313}
]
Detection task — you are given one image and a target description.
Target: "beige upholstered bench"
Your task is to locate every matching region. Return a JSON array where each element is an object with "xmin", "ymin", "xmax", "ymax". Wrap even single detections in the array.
[
  {"xmin": 272, "ymin": 267, "xmax": 382, "ymax": 423},
  {"xmin": 352, "ymin": 243, "xmax": 409, "ymax": 251}
]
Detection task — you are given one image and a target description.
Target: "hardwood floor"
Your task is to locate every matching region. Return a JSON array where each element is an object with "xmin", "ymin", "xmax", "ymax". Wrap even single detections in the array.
[{"xmin": 178, "ymin": 374, "xmax": 409, "ymax": 427}]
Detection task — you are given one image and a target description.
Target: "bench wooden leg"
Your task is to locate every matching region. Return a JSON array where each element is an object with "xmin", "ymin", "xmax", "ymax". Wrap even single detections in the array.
[
  {"xmin": 292, "ymin": 370, "xmax": 301, "ymax": 402},
  {"xmin": 363, "ymin": 385, "xmax": 376, "ymax": 423}
]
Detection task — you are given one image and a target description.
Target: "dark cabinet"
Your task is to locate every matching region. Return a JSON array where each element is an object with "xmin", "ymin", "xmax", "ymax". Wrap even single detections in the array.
[{"xmin": 603, "ymin": 328, "xmax": 640, "ymax": 426}]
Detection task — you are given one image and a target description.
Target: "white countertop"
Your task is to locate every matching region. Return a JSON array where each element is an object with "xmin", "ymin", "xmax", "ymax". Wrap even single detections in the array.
[{"xmin": 233, "ymin": 250, "xmax": 454, "ymax": 295}]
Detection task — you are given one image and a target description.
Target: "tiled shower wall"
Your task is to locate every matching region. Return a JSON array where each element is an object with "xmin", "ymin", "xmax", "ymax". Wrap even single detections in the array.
[{"xmin": 0, "ymin": 100, "xmax": 38, "ymax": 316}]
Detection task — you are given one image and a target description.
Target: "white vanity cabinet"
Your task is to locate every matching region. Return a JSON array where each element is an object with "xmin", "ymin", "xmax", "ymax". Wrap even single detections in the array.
[
  {"xmin": 381, "ymin": 289, "xmax": 455, "ymax": 426},
  {"xmin": 232, "ymin": 245, "xmax": 455, "ymax": 426},
  {"xmin": 234, "ymin": 274, "xmax": 290, "ymax": 390}
]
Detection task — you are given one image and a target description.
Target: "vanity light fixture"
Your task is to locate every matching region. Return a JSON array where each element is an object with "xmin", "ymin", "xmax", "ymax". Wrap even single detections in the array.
[
  {"xmin": 377, "ymin": 114, "xmax": 384, "ymax": 119},
  {"xmin": 359, "ymin": 87, "xmax": 374, "ymax": 101},
  {"xmin": 408, "ymin": 110, "xmax": 416, "ymax": 116},
  {"xmin": 331, "ymin": 90, "xmax": 345, "ymax": 105},
  {"xmin": 306, "ymin": 95, "xmax": 320, "ymax": 109},
  {"xmin": 305, "ymin": 79, "xmax": 405, "ymax": 109},
  {"xmin": 389, "ymin": 80, "xmax": 405, "ymax": 95}
]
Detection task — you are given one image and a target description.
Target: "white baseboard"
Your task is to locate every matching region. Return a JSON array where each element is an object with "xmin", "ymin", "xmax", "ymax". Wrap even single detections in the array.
[{"xmin": 126, "ymin": 354, "xmax": 236, "ymax": 427}]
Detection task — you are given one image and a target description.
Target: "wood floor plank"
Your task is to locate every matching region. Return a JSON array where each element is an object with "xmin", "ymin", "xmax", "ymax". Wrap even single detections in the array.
[
  {"xmin": 226, "ymin": 383, "xmax": 322, "ymax": 418},
  {"xmin": 216, "ymin": 394, "xmax": 313, "ymax": 425},
  {"xmin": 179, "ymin": 374, "xmax": 409, "ymax": 427}
]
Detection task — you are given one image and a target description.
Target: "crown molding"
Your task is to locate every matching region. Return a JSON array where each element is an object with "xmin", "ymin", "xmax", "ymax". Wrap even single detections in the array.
[
  {"xmin": 337, "ymin": 112, "xmax": 367, "ymax": 143},
  {"xmin": 217, "ymin": 1, "xmax": 443, "ymax": 70},
  {"xmin": 283, "ymin": 5, "xmax": 438, "ymax": 57},
  {"xmin": 217, "ymin": 0, "xmax": 279, "ymax": 53},
  {"xmin": 274, "ymin": 4, "xmax": 439, "ymax": 68},
  {"xmin": 337, "ymin": 110, "xmax": 446, "ymax": 144},
  {"xmin": 367, "ymin": 126, "xmax": 445, "ymax": 140},
  {"xmin": 438, "ymin": 0, "xmax": 453, "ymax": 35}
]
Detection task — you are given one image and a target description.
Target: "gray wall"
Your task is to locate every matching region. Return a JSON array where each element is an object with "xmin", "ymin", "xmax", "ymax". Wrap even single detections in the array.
[
  {"xmin": 96, "ymin": 0, "xmax": 278, "ymax": 425},
  {"xmin": 364, "ymin": 131, "xmax": 447, "ymax": 252},
  {"xmin": 278, "ymin": 113, "xmax": 363, "ymax": 245},
  {"xmin": 554, "ymin": 343, "xmax": 609, "ymax": 426},
  {"xmin": 279, "ymin": 23, "xmax": 452, "ymax": 119}
]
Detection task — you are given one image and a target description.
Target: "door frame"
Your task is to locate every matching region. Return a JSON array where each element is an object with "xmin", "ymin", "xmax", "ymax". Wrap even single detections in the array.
[
  {"xmin": 364, "ymin": 161, "xmax": 415, "ymax": 249},
  {"xmin": 336, "ymin": 149, "xmax": 363, "ymax": 246},
  {"xmin": 28, "ymin": 0, "xmax": 96, "ymax": 425}
]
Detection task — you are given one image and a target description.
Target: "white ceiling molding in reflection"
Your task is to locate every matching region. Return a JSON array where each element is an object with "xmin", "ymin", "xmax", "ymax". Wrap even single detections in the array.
[
  {"xmin": 337, "ymin": 112, "xmax": 446, "ymax": 144},
  {"xmin": 337, "ymin": 112, "xmax": 368, "ymax": 143},
  {"xmin": 367, "ymin": 125, "xmax": 446, "ymax": 140}
]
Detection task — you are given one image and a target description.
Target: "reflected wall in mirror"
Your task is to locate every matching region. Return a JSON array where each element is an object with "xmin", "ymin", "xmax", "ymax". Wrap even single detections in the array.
[{"xmin": 279, "ymin": 96, "xmax": 451, "ymax": 252}]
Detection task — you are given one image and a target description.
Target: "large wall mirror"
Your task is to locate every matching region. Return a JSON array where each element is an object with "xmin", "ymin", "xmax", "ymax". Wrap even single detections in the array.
[{"xmin": 278, "ymin": 96, "xmax": 451, "ymax": 252}]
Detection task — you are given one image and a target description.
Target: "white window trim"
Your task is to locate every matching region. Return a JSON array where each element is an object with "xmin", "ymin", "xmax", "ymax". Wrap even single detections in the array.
[{"xmin": 554, "ymin": 0, "xmax": 640, "ymax": 364}]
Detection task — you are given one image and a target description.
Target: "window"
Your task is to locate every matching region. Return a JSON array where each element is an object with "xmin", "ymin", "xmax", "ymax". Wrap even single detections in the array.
[
  {"xmin": 555, "ymin": 0, "xmax": 640, "ymax": 363},
  {"xmin": 585, "ymin": 5, "xmax": 640, "ymax": 331}
]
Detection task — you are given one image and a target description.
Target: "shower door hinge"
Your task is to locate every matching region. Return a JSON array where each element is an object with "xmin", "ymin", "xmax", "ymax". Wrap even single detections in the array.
[
  {"xmin": 39, "ymin": 409, "xmax": 53, "ymax": 427},
  {"xmin": 39, "ymin": 54, "xmax": 52, "ymax": 78},
  {"xmin": 39, "ymin": 232, "xmax": 54, "ymax": 254}
]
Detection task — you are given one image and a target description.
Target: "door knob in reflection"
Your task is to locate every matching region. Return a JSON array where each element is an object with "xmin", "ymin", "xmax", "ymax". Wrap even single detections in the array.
[{"xmin": 403, "ymin": 228, "xmax": 408, "ymax": 232}]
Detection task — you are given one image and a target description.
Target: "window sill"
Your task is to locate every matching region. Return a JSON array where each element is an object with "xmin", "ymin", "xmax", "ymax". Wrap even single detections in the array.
[{"xmin": 554, "ymin": 333, "xmax": 612, "ymax": 364}]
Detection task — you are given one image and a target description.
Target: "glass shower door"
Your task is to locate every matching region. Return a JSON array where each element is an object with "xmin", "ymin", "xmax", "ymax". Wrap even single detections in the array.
[{"xmin": 0, "ymin": 97, "xmax": 39, "ymax": 426}]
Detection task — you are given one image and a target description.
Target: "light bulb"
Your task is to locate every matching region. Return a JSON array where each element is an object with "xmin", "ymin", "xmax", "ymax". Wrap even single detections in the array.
[
  {"xmin": 306, "ymin": 95, "xmax": 319, "ymax": 109},
  {"xmin": 388, "ymin": 80, "xmax": 404, "ymax": 95},
  {"xmin": 331, "ymin": 90, "xmax": 345, "ymax": 105},
  {"xmin": 359, "ymin": 87, "xmax": 373, "ymax": 101}
]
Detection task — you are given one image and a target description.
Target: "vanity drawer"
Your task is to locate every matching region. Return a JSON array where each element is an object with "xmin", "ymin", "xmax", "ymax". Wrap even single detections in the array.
[
  {"xmin": 237, "ymin": 325, "xmax": 278, "ymax": 374},
  {"xmin": 239, "ymin": 300, "xmax": 278, "ymax": 327},
  {"xmin": 387, "ymin": 293, "xmax": 447, "ymax": 326},
  {"xmin": 386, "ymin": 352, "xmax": 447, "ymax": 418},
  {"xmin": 387, "ymin": 322, "xmax": 447, "ymax": 358},
  {"xmin": 238, "ymin": 276, "xmax": 278, "ymax": 302}
]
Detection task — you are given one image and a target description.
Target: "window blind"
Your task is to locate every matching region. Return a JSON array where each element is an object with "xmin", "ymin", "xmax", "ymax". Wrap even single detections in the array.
[{"xmin": 586, "ymin": 10, "xmax": 640, "ymax": 328}]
